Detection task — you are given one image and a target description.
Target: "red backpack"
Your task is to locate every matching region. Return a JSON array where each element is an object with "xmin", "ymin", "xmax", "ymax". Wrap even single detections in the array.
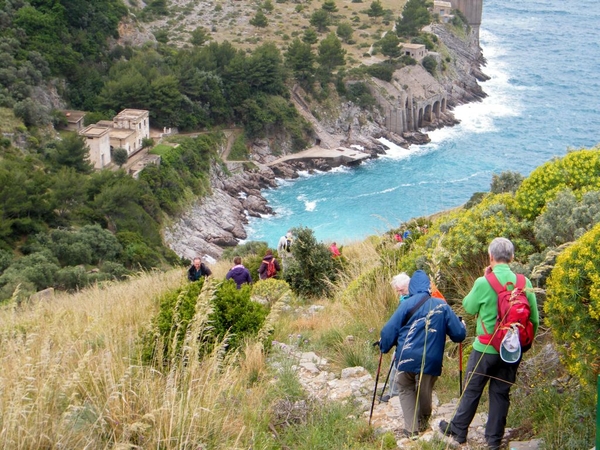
[
  {"xmin": 479, "ymin": 272, "xmax": 534, "ymax": 353},
  {"xmin": 263, "ymin": 259, "xmax": 277, "ymax": 278}
]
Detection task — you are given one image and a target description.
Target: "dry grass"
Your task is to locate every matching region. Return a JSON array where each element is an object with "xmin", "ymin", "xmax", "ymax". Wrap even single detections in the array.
[{"xmin": 0, "ymin": 270, "xmax": 274, "ymax": 449}]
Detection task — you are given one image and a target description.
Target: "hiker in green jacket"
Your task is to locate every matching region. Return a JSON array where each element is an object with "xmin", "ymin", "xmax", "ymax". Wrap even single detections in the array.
[{"xmin": 439, "ymin": 237, "xmax": 539, "ymax": 450}]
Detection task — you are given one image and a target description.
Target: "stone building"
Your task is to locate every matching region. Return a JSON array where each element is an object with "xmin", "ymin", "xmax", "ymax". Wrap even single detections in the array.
[
  {"xmin": 113, "ymin": 109, "xmax": 150, "ymax": 154},
  {"xmin": 433, "ymin": 1, "xmax": 453, "ymax": 23},
  {"xmin": 79, "ymin": 125, "xmax": 111, "ymax": 169},
  {"xmin": 60, "ymin": 110, "xmax": 86, "ymax": 132},
  {"xmin": 401, "ymin": 43, "xmax": 427, "ymax": 61},
  {"xmin": 79, "ymin": 108, "xmax": 150, "ymax": 170}
]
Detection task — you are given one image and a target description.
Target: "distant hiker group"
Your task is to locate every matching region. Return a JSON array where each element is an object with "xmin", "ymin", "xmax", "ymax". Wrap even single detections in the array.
[{"xmin": 378, "ymin": 237, "xmax": 539, "ymax": 449}]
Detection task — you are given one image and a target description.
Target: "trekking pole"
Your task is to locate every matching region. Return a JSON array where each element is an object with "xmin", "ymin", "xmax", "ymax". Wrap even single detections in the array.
[
  {"xmin": 458, "ymin": 316, "xmax": 464, "ymax": 396},
  {"xmin": 379, "ymin": 349, "xmax": 396, "ymax": 402},
  {"xmin": 459, "ymin": 341, "xmax": 463, "ymax": 395},
  {"xmin": 369, "ymin": 341, "xmax": 383, "ymax": 426}
]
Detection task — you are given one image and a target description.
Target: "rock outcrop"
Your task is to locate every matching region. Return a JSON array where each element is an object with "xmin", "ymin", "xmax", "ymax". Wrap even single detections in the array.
[{"xmin": 164, "ymin": 163, "xmax": 278, "ymax": 260}]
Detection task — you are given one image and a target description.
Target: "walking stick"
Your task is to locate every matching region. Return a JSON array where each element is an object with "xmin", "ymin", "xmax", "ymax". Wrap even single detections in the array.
[
  {"xmin": 379, "ymin": 349, "xmax": 396, "ymax": 402},
  {"xmin": 369, "ymin": 342, "xmax": 383, "ymax": 426},
  {"xmin": 458, "ymin": 315, "xmax": 464, "ymax": 396},
  {"xmin": 459, "ymin": 341, "xmax": 463, "ymax": 395}
]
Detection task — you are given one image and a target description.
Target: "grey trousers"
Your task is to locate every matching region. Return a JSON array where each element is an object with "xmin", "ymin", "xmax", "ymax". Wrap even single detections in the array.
[
  {"xmin": 449, "ymin": 350, "xmax": 520, "ymax": 448},
  {"xmin": 395, "ymin": 371, "xmax": 438, "ymax": 433}
]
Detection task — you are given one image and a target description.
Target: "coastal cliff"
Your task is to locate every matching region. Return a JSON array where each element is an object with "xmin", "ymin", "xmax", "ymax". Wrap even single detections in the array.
[{"xmin": 165, "ymin": 23, "xmax": 489, "ymax": 261}]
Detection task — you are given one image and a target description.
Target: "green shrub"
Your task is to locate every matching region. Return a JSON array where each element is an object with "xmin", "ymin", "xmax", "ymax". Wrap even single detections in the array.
[
  {"xmin": 421, "ymin": 55, "xmax": 437, "ymax": 75},
  {"xmin": 29, "ymin": 225, "xmax": 122, "ymax": 267},
  {"xmin": 0, "ymin": 249, "xmax": 14, "ymax": 272},
  {"xmin": 515, "ymin": 148, "xmax": 600, "ymax": 220},
  {"xmin": 0, "ymin": 251, "xmax": 60, "ymax": 292},
  {"xmin": 117, "ymin": 231, "xmax": 163, "ymax": 269},
  {"xmin": 251, "ymin": 278, "xmax": 293, "ymax": 306},
  {"xmin": 211, "ymin": 280, "xmax": 269, "ymax": 349},
  {"xmin": 534, "ymin": 189, "xmax": 600, "ymax": 247},
  {"xmin": 228, "ymin": 133, "xmax": 249, "ymax": 160},
  {"xmin": 440, "ymin": 193, "xmax": 535, "ymax": 268},
  {"xmin": 111, "ymin": 147, "xmax": 128, "ymax": 167},
  {"xmin": 464, "ymin": 191, "xmax": 485, "ymax": 209},
  {"xmin": 490, "ymin": 170, "xmax": 524, "ymax": 194},
  {"xmin": 345, "ymin": 82, "xmax": 375, "ymax": 108},
  {"xmin": 545, "ymin": 223, "xmax": 600, "ymax": 386},
  {"xmin": 143, "ymin": 278, "xmax": 269, "ymax": 367},
  {"xmin": 142, "ymin": 280, "xmax": 205, "ymax": 365},
  {"xmin": 397, "ymin": 195, "xmax": 535, "ymax": 300},
  {"xmin": 283, "ymin": 227, "xmax": 341, "ymax": 298},
  {"xmin": 54, "ymin": 265, "xmax": 89, "ymax": 291},
  {"xmin": 366, "ymin": 63, "xmax": 394, "ymax": 81},
  {"xmin": 100, "ymin": 260, "xmax": 130, "ymax": 280}
]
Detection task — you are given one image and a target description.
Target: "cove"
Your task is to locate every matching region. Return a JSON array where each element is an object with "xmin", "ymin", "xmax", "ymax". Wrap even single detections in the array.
[{"xmin": 245, "ymin": 0, "xmax": 600, "ymax": 248}]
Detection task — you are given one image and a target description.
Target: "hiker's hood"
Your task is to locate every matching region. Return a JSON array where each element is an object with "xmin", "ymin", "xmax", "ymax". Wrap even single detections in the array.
[
  {"xmin": 229, "ymin": 265, "xmax": 247, "ymax": 274},
  {"xmin": 408, "ymin": 270, "xmax": 431, "ymax": 296}
]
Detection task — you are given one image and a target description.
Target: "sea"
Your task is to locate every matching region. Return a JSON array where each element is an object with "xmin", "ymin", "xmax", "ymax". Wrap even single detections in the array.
[{"xmin": 245, "ymin": 0, "xmax": 600, "ymax": 248}]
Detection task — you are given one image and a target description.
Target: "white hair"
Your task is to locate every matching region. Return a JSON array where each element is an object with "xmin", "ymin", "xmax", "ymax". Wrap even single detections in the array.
[{"xmin": 390, "ymin": 272, "xmax": 410, "ymax": 290}]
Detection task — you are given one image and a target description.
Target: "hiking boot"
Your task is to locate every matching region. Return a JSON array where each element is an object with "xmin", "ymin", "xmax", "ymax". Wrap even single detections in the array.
[
  {"xmin": 381, "ymin": 394, "xmax": 396, "ymax": 403},
  {"xmin": 439, "ymin": 420, "xmax": 466, "ymax": 444},
  {"xmin": 400, "ymin": 429, "xmax": 419, "ymax": 440},
  {"xmin": 418, "ymin": 415, "xmax": 431, "ymax": 432}
]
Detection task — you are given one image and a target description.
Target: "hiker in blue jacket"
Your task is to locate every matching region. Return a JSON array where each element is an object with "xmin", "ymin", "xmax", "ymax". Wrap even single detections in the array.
[{"xmin": 379, "ymin": 270, "xmax": 466, "ymax": 438}]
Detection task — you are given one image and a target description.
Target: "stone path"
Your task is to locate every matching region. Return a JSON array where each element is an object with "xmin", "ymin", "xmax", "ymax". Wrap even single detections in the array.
[{"xmin": 272, "ymin": 341, "xmax": 543, "ymax": 449}]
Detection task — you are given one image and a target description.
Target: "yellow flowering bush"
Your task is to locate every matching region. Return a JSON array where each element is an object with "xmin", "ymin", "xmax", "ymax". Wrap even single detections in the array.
[
  {"xmin": 515, "ymin": 149, "xmax": 600, "ymax": 220},
  {"xmin": 545, "ymin": 222, "xmax": 600, "ymax": 385},
  {"xmin": 395, "ymin": 194, "xmax": 534, "ymax": 299},
  {"xmin": 251, "ymin": 278, "xmax": 294, "ymax": 306}
]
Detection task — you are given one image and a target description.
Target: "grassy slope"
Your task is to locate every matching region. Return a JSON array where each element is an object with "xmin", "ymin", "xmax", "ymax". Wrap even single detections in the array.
[
  {"xmin": 143, "ymin": 0, "xmax": 407, "ymax": 68},
  {"xmin": 0, "ymin": 239, "xmax": 595, "ymax": 448}
]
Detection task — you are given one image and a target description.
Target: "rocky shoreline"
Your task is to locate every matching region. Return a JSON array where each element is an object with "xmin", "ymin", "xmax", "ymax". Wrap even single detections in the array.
[
  {"xmin": 164, "ymin": 25, "xmax": 488, "ymax": 261},
  {"xmin": 163, "ymin": 129, "xmax": 441, "ymax": 261}
]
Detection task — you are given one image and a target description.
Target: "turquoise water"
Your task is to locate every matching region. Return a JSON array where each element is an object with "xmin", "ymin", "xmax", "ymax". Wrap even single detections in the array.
[{"xmin": 246, "ymin": 0, "xmax": 600, "ymax": 247}]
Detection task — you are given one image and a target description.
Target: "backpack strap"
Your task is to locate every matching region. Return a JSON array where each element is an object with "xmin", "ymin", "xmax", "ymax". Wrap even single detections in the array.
[
  {"xmin": 481, "ymin": 272, "xmax": 527, "ymax": 335},
  {"xmin": 485, "ymin": 272, "xmax": 505, "ymax": 294},
  {"xmin": 401, "ymin": 294, "xmax": 431, "ymax": 327}
]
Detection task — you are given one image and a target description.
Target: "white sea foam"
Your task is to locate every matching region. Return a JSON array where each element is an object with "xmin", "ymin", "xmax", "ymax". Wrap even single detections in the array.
[
  {"xmin": 297, "ymin": 193, "xmax": 319, "ymax": 212},
  {"xmin": 377, "ymin": 137, "xmax": 419, "ymax": 159},
  {"xmin": 304, "ymin": 200, "xmax": 317, "ymax": 211},
  {"xmin": 421, "ymin": 29, "xmax": 522, "ymax": 147},
  {"xmin": 354, "ymin": 185, "xmax": 400, "ymax": 198}
]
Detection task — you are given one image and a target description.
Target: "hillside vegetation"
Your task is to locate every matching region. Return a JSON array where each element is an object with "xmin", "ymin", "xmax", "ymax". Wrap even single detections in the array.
[
  {"xmin": 1, "ymin": 147, "xmax": 598, "ymax": 449},
  {"xmin": 0, "ymin": 0, "xmax": 472, "ymax": 301}
]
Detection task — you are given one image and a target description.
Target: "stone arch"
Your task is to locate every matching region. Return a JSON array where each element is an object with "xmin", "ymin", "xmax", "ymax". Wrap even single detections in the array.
[
  {"xmin": 441, "ymin": 97, "xmax": 446, "ymax": 112},
  {"xmin": 424, "ymin": 104, "xmax": 432, "ymax": 123},
  {"xmin": 433, "ymin": 100, "xmax": 440, "ymax": 119},
  {"xmin": 417, "ymin": 108, "xmax": 424, "ymax": 128}
]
